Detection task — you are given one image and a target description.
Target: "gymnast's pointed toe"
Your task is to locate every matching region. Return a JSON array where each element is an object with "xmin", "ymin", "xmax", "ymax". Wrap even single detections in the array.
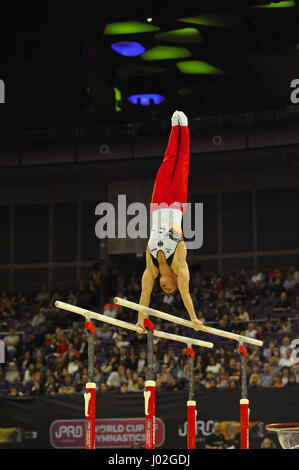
[
  {"xmin": 171, "ymin": 110, "xmax": 179, "ymax": 127},
  {"xmin": 177, "ymin": 111, "xmax": 188, "ymax": 126}
]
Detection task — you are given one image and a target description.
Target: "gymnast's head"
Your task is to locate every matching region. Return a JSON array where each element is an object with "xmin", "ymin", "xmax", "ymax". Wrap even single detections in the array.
[{"xmin": 159, "ymin": 273, "xmax": 177, "ymax": 294}]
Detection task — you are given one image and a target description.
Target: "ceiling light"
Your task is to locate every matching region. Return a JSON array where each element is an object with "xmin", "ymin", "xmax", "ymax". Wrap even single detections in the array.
[
  {"xmin": 104, "ymin": 21, "xmax": 160, "ymax": 35},
  {"xmin": 176, "ymin": 60, "xmax": 227, "ymax": 75},
  {"xmin": 111, "ymin": 41, "xmax": 146, "ymax": 57},
  {"xmin": 178, "ymin": 12, "xmax": 242, "ymax": 28},
  {"xmin": 154, "ymin": 28, "xmax": 203, "ymax": 44},
  {"xmin": 128, "ymin": 94, "xmax": 166, "ymax": 106},
  {"xmin": 141, "ymin": 45, "xmax": 191, "ymax": 61}
]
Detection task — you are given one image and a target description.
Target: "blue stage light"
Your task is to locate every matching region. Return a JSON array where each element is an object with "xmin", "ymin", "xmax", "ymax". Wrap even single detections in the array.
[
  {"xmin": 111, "ymin": 41, "xmax": 146, "ymax": 57},
  {"xmin": 128, "ymin": 94, "xmax": 166, "ymax": 106}
]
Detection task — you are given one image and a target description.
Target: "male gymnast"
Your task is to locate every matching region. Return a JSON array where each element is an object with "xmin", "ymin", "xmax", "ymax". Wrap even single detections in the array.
[{"xmin": 137, "ymin": 111, "xmax": 203, "ymax": 332}]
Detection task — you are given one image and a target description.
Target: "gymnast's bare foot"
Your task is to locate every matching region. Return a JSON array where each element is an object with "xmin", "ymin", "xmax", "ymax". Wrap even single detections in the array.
[
  {"xmin": 171, "ymin": 110, "xmax": 179, "ymax": 126},
  {"xmin": 177, "ymin": 110, "xmax": 188, "ymax": 126}
]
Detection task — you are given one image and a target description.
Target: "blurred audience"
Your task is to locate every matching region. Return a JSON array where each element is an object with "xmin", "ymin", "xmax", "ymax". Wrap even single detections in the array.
[{"xmin": 0, "ymin": 263, "xmax": 297, "ymax": 401}]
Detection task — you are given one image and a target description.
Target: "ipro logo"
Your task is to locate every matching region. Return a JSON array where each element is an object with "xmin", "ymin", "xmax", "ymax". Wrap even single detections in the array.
[{"xmin": 0, "ymin": 339, "xmax": 5, "ymax": 363}]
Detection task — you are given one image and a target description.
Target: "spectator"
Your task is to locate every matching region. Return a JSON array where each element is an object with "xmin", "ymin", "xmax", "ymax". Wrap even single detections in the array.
[
  {"xmin": 8, "ymin": 385, "xmax": 22, "ymax": 397},
  {"xmin": 278, "ymin": 348, "xmax": 293, "ymax": 367},
  {"xmin": 201, "ymin": 371, "xmax": 216, "ymax": 388},
  {"xmin": 96, "ymin": 323, "xmax": 112, "ymax": 340},
  {"xmin": 5, "ymin": 362, "xmax": 20, "ymax": 383},
  {"xmin": 66, "ymin": 290, "xmax": 78, "ymax": 306},
  {"xmin": 1, "ymin": 299, "xmax": 16, "ymax": 320},
  {"xmin": 165, "ymin": 374, "xmax": 178, "ymax": 391},
  {"xmin": 120, "ymin": 383, "xmax": 128, "ymax": 394},
  {"xmin": 127, "ymin": 372, "xmax": 140, "ymax": 392},
  {"xmin": 248, "ymin": 347, "xmax": 261, "ymax": 366},
  {"xmin": 274, "ymin": 292, "xmax": 290, "ymax": 312},
  {"xmin": 277, "ymin": 316, "xmax": 291, "ymax": 334},
  {"xmin": 205, "ymin": 422, "xmax": 226, "ymax": 449},
  {"xmin": 260, "ymin": 438, "xmax": 277, "ymax": 449},
  {"xmin": 30, "ymin": 380, "xmax": 43, "ymax": 395},
  {"xmin": 93, "ymin": 366, "xmax": 104, "ymax": 388},
  {"xmin": 137, "ymin": 350, "xmax": 147, "ymax": 374},
  {"xmin": 217, "ymin": 372, "xmax": 229, "ymax": 389},
  {"xmin": 255, "ymin": 325, "xmax": 265, "ymax": 342},
  {"xmin": 259, "ymin": 362, "xmax": 272, "ymax": 387},
  {"xmin": 101, "ymin": 354, "xmax": 118, "ymax": 375},
  {"xmin": 35, "ymin": 284, "xmax": 50, "ymax": 303},
  {"xmin": 163, "ymin": 346, "xmax": 178, "ymax": 365},
  {"xmin": 23, "ymin": 363, "xmax": 36, "ymax": 385},
  {"xmin": 77, "ymin": 373, "xmax": 89, "ymax": 393},
  {"xmin": 67, "ymin": 357, "xmax": 80, "ymax": 376},
  {"xmin": 251, "ymin": 268, "xmax": 263, "ymax": 284},
  {"xmin": 245, "ymin": 322, "xmax": 257, "ymax": 339},
  {"xmin": 264, "ymin": 321, "xmax": 276, "ymax": 336},
  {"xmin": 127, "ymin": 348, "xmax": 138, "ymax": 370},
  {"xmin": 58, "ymin": 374, "xmax": 76, "ymax": 394},
  {"xmin": 78, "ymin": 333, "xmax": 88, "ymax": 361},
  {"xmin": 263, "ymin": 340, "xmax": 276, "ymax": 360},
  {"xmin": 269, "ymin": 355, "xmax": 281, "ymax": 375},
  {"xmin": 157, "ymin": 364, "xmax": 173, "ymax": 385},
  {"xmin": 44, "ymin": 374, "xmax": 59, "ymax": 394},
  {"xmin": 176, "ymin": 363, "xmax": 191, "ymax": 388},
  {"xmin": 248, "ymin": 373, "xmax": 261, "ymax": 387},
  {"xmin": 205, "ymin": 356, "xmax": 221, "ymax": 375},
  {"xmin": 216, "ymin": 347, "xmax": 229, "ymax": 368},
  {"xmin": 285, "ymin": 372, "xmax": 297, "ymax": 386},
  {"xmin": 236, "ymin": 306, "xmax": 249, "ymax": 322},
  {"xmin": 283, "ymin": 273, "xmax": 297, "ymax": 291},
  {"xmin": 31, "ymin": 309, "xmax": 46, "ymax": 328},
  {"xmin": 279, "ymin": 337, "xmax": 291, "ymax": 358},
  {"xmin": 103, "ymin": 298, "xmax": 118, "ymax": 318},
  {"xmin": 281, "ymin": 366, "xmax": 291, "ymax": 385},
  {"xmin": 270, "ymin": 373, "xmax": 284, "ymax": 388},
  {"xmin": 4, "ymin": 328, "xmax": 19, "ymax": 360},
  {"xmin": 106, "ymin": 364, "xmax": 127, "ymax": 389},
  {"xmin": 228, "ymin": 379, "xmax": 238, "ymax": 390},
  {"xmin": 56, "ymin": 332, "xmax": 69, "ymax": 356},
  {"xmin": 136, "ymin": 376, "xmax": 145, "ymax": 392},
  {"xmin": 112, "ymin": 327, "xmax": 129, "ymax": 348}
]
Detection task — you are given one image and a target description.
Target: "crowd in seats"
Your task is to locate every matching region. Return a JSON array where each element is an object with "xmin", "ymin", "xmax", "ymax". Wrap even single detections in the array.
[{"xmin": 0, "ymin": 264, "xmax": 298, "ymax": 399}]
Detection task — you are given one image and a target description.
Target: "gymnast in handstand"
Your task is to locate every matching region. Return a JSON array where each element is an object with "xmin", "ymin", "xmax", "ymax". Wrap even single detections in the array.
[{"xmin": 137, "ymin": 111, "xmax": 203, "ymax": 332}]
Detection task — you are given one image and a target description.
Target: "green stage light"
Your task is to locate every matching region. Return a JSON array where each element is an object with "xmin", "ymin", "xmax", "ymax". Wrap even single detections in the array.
[
  {"xmin": 114, "ymin": 87, "xmax": 122, "ymax": 112},
  {"xmin": 178, "ymin": 12, "xmax": 242, "ymax": 28},
  {"xmin": 147, "ymin": 17, "xmax": 153, "ymax": 22},
  {"xmin": 141, "ymin": 45, "xmax": 191, "ymax": 61},
  {"xmin": 250, "ymin": 1, "xmax": 295, "ymax": 7},
  {"xmin": 176, "ymin": 60, "xmax": 226, "ymax": 75},
  {"xmin": 103, "ymin": 21, "xmax": 160, "ymax": 35},
  {"xmin": 154, "ymin": 28, "xmax": 203, "ymax": 44}
]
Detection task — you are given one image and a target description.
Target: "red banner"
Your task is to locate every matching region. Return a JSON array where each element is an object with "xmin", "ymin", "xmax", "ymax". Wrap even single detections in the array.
[{"xmin": 50, "ymin": 418, "xmax": 165, "ymax": 448}]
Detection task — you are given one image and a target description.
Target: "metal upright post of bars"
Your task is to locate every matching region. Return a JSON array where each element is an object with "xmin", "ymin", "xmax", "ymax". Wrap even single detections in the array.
[
  {"xmin": 239, "ymin": 343, "xmax": 249, "ymax": 449},
  {"xmin": 84, "ymin": 318, "xmax": 96, "ymax": 449},
  {"xmin": 143, "ymin": 316, "xmax": 156, "ymax": 450},
  {"xmin": 186, "ymin": 345, "xmax": 196, "ymax": 449}
]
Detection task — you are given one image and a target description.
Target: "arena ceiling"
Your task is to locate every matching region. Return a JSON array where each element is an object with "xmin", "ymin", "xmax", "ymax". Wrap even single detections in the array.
[
  {"xmin": 0, "ymin": 1, "xmax": 299, "ymax": 128},
  {"xmin": 99, "ymin": 0, "xmax": 299, "ymax": 117}
]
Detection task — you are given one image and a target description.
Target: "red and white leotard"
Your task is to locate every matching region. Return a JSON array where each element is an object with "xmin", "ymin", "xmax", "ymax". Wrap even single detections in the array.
[{"xmin": 148, "ymin": 123, "xmax": 190, "ymax": 268}]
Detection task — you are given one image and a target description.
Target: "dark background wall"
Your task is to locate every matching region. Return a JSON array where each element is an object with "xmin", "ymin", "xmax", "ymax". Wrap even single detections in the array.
[{"xmin": 0, "ymin": 120, "xmax": 298, "ymax": 292}]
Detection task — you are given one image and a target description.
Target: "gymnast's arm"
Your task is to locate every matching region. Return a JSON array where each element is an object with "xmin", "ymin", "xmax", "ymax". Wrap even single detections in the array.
[
  {"xmin": 175, "ymin": 245, "xmax": 203, "ymax": 331},
  {"xmin": 136, "ymin": 247, "xmax": 156, "ymax": 331}
]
